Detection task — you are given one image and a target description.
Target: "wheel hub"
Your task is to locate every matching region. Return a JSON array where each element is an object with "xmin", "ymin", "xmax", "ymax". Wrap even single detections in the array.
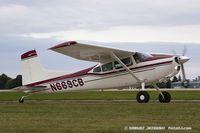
[{"xmin": 140, "ymin": 95, "xmax": 145, "ymax": 100}]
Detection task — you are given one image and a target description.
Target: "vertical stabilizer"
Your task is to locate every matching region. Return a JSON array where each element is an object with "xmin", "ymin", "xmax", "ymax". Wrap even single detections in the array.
[{"xmin": 21, "ymin": 50, "xmax": 47, "ymax": 85}]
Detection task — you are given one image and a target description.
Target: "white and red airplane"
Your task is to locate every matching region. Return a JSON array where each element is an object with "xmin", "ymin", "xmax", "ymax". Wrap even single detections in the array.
[{"xmin": 16, "ymin": 41, "xmax": 190, "ymax": 103}]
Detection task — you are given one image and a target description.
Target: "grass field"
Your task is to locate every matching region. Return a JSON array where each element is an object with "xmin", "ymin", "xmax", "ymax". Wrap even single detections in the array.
[{"xmin": 0, "ymin": 90, "xmax": 199, "ymax": 133}]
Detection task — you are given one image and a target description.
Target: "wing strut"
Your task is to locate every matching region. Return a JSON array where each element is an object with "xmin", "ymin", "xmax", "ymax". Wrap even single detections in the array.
[{"xmin": 110, "ymin": 51, "xmax": 141, "ymax": 83}]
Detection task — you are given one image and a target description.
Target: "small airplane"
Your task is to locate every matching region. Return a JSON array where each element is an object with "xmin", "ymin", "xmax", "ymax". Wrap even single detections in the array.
[{"xmin": 15, "ymin": 41, "xmax": 190, "ymax": 103}]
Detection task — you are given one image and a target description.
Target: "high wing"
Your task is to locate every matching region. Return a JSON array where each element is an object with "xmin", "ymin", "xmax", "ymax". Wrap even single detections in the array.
[{"xmin": 49, "ymin": 41, "xmax": 135, "ymax": 63}]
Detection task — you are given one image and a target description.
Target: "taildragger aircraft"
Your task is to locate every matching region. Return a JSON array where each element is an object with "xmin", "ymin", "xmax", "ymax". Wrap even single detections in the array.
[{"xmin": 14, "ymin": 41, "xmax": 190, "ymax": 103}]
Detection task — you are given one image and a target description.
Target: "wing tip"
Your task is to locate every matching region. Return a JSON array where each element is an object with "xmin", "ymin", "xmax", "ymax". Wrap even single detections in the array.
[{"xmin": 49, "ymin": 41, "xmax": 77, "ymax": 50}]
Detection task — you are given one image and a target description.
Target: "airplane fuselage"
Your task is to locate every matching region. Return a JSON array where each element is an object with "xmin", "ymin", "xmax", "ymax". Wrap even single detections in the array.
[{"xmin": 25, "ymin": 55, "xmax": 179, "ymax": 93}]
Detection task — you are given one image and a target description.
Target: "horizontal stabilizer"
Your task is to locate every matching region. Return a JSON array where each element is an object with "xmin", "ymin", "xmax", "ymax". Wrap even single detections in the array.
[{"xmin": 12, "ymin": 86, "xmax": 49, "ymax": 93}]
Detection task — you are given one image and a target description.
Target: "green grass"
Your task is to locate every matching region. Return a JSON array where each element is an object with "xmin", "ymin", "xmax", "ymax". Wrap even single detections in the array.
[
  {"xmin": 0, "ymin": 90, "xmax": 199, "ymax": 101},
  {"xmin": 0, "ymin": 90, "xmax": 199, "ymax": 133}
]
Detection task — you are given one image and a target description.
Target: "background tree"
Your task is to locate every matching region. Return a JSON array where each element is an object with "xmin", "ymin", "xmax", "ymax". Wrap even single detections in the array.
[
  {"xmin": 0, "ymin": 74, "xmax": 22, "ymax": 89},
  {"xmin": 6, "ymin": 75, "xmax": 22, "ymax": 89},
  {"xmin": 0, "ymin": 74, "xmax": 11, "ymax": 89}
]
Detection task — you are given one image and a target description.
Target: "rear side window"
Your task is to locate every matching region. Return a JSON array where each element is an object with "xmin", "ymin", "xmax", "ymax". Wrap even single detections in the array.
[
  {"xmin": 102, "ymin": 62, "xmax": 113, "ymax": 72},
  {"xmin": 93, "ymin": 66, "xmax": 101, "ymax": 73}
]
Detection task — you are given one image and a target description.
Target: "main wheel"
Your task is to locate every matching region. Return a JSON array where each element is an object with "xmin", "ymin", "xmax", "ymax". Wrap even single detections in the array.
[
  {"xmin": 158, "ymin": 91, "xmax": 171, "ymax": 103},
  {"xmin": 136, "ymin": 91, "xmax": 150, "ymax": 103},
  {"xmin": 19, "ymin": 97, "xmax": 24, "ymax": 103}
]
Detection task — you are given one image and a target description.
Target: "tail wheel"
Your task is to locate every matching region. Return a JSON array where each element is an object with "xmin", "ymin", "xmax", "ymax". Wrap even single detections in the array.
[
  {"xmin": 158, "ymin": 91, "xmax": 171, "ymax": 103},
  {"xmin": 19, "ymin": 97, "xmax": 24, "ymax": 103},
  {"xmin": 136, "ymin": 91, "xmax": 150, "ymax": 103}
]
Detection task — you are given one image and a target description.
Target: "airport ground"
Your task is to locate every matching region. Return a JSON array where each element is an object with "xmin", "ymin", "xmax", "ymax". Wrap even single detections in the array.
[{"xmin": 0, "ymin": 90, "xmax": 199, "ymax": 133}]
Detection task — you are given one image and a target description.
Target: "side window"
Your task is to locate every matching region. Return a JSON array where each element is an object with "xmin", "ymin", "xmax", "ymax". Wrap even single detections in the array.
[
  {"xmin": 93, "ymin": 66, "xmax": 101, "ymax": 73},
  {"xmin": 114, "ymin": 61, "xmax": 123, "ymax": 69},
  {"xmin": 102, "ymin": 62, "xmax": 113, "ymax": 72},
  {"xmin": 114, "ymin": 57, "xmax": 132, "ymax": 69},
  {"xmin": 122, "ymin": 57, "xmax": 132, "ymax": 66}
]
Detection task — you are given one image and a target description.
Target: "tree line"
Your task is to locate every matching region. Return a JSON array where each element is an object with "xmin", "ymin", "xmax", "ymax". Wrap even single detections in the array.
[{"xmin": 0, "ymin": 74, "xmax": 22, "ymax": 89}]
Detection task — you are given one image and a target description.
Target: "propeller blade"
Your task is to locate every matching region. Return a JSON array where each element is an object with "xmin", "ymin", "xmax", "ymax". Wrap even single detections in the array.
[
  {"xmin": 182, "ymin": 45, "xmax": 187, "ymax": 56},
  {"xmin": 180, "ymin": 63, "xmax": 186, "ymax": 82}
]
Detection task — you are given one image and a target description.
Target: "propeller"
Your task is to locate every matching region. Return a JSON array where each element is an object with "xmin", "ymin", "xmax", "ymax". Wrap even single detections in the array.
[
  {"xmin": 180, "ymin": 46, "xmax": 187, "ymax": 82},
  {"xmin": 173, "ymin": 46, "xmax": 190, "ymax": 87}
]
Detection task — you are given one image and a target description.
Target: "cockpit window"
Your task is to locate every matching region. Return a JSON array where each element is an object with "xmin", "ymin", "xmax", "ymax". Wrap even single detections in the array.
[
  {"xmin": 114, "ymin": 57, "xmax": 132, "ymax": 69},
  {"xmin": 133, "ymin": 52, "xmax": 153, "ymax": 63},
  {"xmin": 102, "ymin": 62, "xmax": 113, "ymax": 72},
  {"xmin": 93, "ymin": 66, "xmax": 101, "ymax": 73}
]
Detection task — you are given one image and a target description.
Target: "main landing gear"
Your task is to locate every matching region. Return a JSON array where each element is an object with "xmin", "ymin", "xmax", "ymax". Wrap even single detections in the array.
[
  {"xmin": 136, "ymin": 90, "xmax": 171, "ymax": 103},
  {"xmin": 136, "ymin": 83, "xmax": 171, "ymax": 103}
]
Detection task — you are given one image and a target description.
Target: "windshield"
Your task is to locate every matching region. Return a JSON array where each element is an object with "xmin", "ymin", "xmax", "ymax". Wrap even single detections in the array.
[{"xmin": 133, "ymin": 52, "xmax": 153, "ymax": 63}]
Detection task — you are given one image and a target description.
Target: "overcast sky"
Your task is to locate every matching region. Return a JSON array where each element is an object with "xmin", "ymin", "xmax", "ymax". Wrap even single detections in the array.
[{"xmin": 0, "ymin": 0, "xmax": 200, "ymax": 79}]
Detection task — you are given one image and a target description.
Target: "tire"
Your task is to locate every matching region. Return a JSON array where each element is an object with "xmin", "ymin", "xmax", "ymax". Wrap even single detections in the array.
[
  {"xmin": 136, "ymin": 91, "xmax": 150, "ymax": 103},
  {"xmin": 19, "ymin": 97, "xmax": 24, "ymax": 103},
  {"xmin": 158, "ymin": 91, "xmax": 171, "ymax": 103}
]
